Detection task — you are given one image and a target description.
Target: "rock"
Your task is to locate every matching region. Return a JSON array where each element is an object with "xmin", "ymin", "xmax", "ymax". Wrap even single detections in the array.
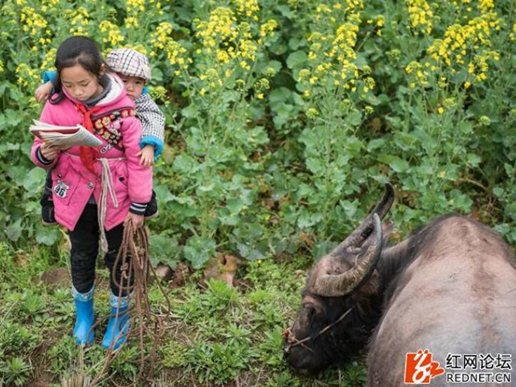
[
  {"xmin": 203, "ymin": 254, "xmax": 238, "ymax": 286},
  {"xmin": 153, "ymin": 264, "xmax": 174, "ymax": 282},
  {"xmin": 36, "ymin": 268, "xmax": 71, "ymax": 287},
  {"xmin": 172, "ymin": 262, "xmax": 191, "ymax": 287}
]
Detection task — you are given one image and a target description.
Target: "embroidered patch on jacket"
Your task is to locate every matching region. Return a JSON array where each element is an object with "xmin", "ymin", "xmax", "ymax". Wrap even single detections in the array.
[{"xmin": 92, "ymin": 108, "xmax": 136, "ymax": 148}]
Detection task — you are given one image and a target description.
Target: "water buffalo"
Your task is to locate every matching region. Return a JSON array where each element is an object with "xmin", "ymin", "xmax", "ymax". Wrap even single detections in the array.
[{"xmin": 284, "ymin": 184, "xmax": 516, "ymax": 386}]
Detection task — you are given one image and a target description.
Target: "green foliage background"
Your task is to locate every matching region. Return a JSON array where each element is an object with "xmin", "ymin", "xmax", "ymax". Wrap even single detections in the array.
[
  {"xmin": 1, "ymin": 0, "xmax": 516, "ymax": 385},
  {"xmin": 2, "ymin": 0, "xmax": 516, "ymax": 264}
]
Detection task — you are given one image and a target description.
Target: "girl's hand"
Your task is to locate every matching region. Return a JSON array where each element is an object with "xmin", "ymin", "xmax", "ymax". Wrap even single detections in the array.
[
  {"xmin": 40, "ymin": 142, "xmax": 59, "ymax": 161},
  {"xmin": 126, "ymin": 212, "xmax": 144, "ymax": 229},
  {"xmin": 136, "ymin": 145, "xmax": 155, "ymax": 167},
  {"xmin": 35, "ymin": 81, "xmax": 53, "ymax": 103}
]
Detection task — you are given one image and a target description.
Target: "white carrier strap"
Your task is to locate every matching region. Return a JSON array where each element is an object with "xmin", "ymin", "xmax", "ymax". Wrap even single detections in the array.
[{"xmin": 98, "ymin": 158, "xmax": 124, "ymax": 253}]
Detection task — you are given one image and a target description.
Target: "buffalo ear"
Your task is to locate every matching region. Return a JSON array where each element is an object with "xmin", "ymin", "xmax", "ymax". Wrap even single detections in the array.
[{"xmin": 382, "ymin": 219, "xmax": 394, "ymax": 245}]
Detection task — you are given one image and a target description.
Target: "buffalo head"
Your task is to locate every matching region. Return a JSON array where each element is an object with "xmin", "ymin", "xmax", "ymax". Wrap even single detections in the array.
[{"xmin": 283, "ymin": 184, "xmax": 394, "ymax": 374}]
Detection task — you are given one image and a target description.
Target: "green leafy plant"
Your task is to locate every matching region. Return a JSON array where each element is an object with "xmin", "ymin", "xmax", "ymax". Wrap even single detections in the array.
[{"xmin": 0, "ymin": 356, "xmax": 32, "ymax": 387}]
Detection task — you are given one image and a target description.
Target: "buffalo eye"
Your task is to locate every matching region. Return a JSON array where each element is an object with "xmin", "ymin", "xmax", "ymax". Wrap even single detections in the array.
[{"xmin": 303, "ymin": 304, "xmax": 316, "ymax": 318}]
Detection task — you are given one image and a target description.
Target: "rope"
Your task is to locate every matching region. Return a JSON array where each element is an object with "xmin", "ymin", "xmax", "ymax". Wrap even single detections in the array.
[
  {"xmin": 283, "ymin": 307, "xmax": 354, "ymax": 353},
  {"xmin": 98, "ymin": 159, "xmax": 119, "ymax": 253},
  {"xmin": 90, "ymin": 219, "xmax": 171, "ymax": 387}
]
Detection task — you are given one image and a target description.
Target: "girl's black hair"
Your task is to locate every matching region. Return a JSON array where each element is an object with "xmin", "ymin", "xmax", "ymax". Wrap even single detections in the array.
[{"xmin": 49, "ymin": 36, "xmax": 108, "ymax": 104}]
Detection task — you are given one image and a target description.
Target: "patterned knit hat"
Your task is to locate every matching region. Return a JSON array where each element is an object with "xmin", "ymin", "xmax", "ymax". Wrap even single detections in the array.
[{"xmin": 106, "ymin": 48, "xmax": 152, "ymax": 81}]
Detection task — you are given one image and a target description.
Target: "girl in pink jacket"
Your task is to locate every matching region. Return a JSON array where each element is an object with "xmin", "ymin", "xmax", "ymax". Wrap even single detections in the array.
[{"xmin": 31, "ymin": 36, "xmax": 152, "ymax": 350}]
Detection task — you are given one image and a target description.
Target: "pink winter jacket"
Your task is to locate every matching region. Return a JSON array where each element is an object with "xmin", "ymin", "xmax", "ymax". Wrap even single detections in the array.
[{"xmin": 31, "ymin": 74, "xmax": 153, "ymax": 231}]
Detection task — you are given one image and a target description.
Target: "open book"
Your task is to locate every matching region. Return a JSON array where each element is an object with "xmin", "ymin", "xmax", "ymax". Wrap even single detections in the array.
[{"xmin": 30, "ymin": 120, "xmax": 103, "ymax": 147}]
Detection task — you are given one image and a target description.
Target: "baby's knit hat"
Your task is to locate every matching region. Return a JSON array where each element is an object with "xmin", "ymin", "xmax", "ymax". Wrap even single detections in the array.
[{"xmin": 106, "ymin": 48, "xmax": 151, "ymax": 81}]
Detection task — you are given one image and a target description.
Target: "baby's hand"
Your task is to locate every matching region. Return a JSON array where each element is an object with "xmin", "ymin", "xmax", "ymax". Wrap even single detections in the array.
[
  {"xmin": 35, "ymin": 81, "xmax": 53, "ymax": 103},
  {"xmin": 137, "ymin": 145, "xmax": 155, "ymax": 167}
]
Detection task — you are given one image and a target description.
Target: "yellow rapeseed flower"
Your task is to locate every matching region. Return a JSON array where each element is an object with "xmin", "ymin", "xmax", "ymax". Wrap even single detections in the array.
[
  {"xmin": 150, "ymin": 22, "xmax": 190, "ymax": 70},
  {"xmin": 205, "ymin": 69, "xmax": 218, "ymax": 79},
  {"xmin": 297, "ymin": 5, "xmax": 370, "ymax": 98},
  {"xmin": 427, "ymin": 39, "xmax": 451, "ymax": 66},
  {"xmin": 406, "ymin": 0, "xmax": 434, "ymax": 34},
  {"xmin": 260, "ymin": 19, "xmax": 278, "ymax": 38},
  {"xmin": 217, "ymin": 49, "xmax": 230, "ymax": 64},
  {"xmin": 265, "ymin": 67, "xmax": 276, "ymax": 77},
  {"xmin": 343, "ymin": 0, "xmax": 364, "ymax": 12},
  {"xmin": 239, "ymin": 40, "xmax": 257, "ymax": 61},
  {"xmin": 363, "ymin": 77, "xmax": 375, "ymax": 91},
  {"xmin": 125, "ymin": 16, "xmax": 139, "ymax": 28},
  {"xmin": 443, "ymin": 98, "xmax": 457, "ymax": 109},
  {"xmin": 20, "ymin": 7, "xmax": 48, "ymax": 35},
  {"xmin": 15, "ymin": 63, "xmax": 39, "ymax": 88},
  {"xmin": 298, "ymin": 69, "xmax": 310, "ymax": 79},
  {"xmin": 195, "ymin": 8, "xmax": 238, "ymax": 48},
  {"xmin": 234, "ymin": 0, "xmax": 260, "ymax": 17},
  {"xmin": 253, "ymin": 78, "xmax": 270, "ymax": 93},
  {"xmin": 235, "ymin": 79, "xmax": 246, "ymax": 91},
  {"xmin": 478, "ymin": 0, "xmax": 494, "ymax": 12},
  {"xmin": 240, "ymin": 60, "xmax": 251, "ymax": 70},
  {"xmin": 306, "ymin": 108, "xmax": 319, "ymax": 119},
  {"xmin": 424, "ymin": 9, "xmax": 501, "ymax": 85},
  {"xmin": 151, "ymin": 22, "xmax": 173, "ymax": 50},
  {"xmin": 405, "ymin": 61, "xmax": 429, "ymax": 87},
  {"xmin": 127, "ymin": 0, "xmax": 145, "ymax": 13},
  {"xmin": 479, "ymin": 115, "xmax": 491, "ymax": 126},
  {"xmin": 70, "ymin": 26, "xmax": 87, "ymax": 36},
  {"xmin": 100, "ymin": 21, "xmax": 124, "ymax": 47},
  {"xmin": 130, "ymin": 45, "xmax": 148, "ymax": 55},
  {"xmin": 315, "ymin": 5, "xmax": 332, "ymax": 15},
  {"xmin": 511, "ymin": 21, "xmax": 516, "ymax": 41},
  {"xmin": 40, "ymin": 48, "xmax": 56, "ymax": 72}
]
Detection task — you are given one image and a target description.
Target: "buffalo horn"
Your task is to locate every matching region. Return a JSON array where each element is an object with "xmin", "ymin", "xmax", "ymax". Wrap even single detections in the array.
[
  {"xmin": 310, "ymin": 213, "xmax": 383, "ymax": 297},
  {"xmin": 332, "ymin": 183, "xmax": 394, "ymax": 257}
]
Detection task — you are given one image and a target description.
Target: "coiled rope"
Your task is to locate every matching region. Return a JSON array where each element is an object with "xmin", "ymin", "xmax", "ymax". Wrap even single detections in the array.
[{"xmin": 90, "ymin": 219, "xmax": 171, "ymax": 387}]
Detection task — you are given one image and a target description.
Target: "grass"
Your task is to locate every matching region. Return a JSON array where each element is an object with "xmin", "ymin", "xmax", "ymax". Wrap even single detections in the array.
[{"xmin": 0, "ymin": 241, "xmax": 367, "ymax": 387}]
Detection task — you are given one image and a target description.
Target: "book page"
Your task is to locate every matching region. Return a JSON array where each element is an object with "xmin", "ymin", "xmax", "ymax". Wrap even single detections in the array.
[{"xmin": 30, "ymin": 120, "xmax": 102, "ymax": 147}]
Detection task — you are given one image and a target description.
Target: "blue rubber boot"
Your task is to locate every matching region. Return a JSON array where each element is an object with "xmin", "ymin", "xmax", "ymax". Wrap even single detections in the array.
[
  {"xmin": 102, "ymin": 291, "xmax": 131, "ymax": 350},
  {"xmin": 72, "ymin": 286, "xmax": 95, "ymax": 346}
]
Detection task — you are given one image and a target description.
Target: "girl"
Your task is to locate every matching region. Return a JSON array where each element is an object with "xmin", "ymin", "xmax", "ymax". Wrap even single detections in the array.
[
  {"xmin": 35, "ymin": 47, "xmax": 164, "ymax": 225},
  {"xmin": 31, "ymin": 36, "xmax": 153, "ymax": 350}
]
